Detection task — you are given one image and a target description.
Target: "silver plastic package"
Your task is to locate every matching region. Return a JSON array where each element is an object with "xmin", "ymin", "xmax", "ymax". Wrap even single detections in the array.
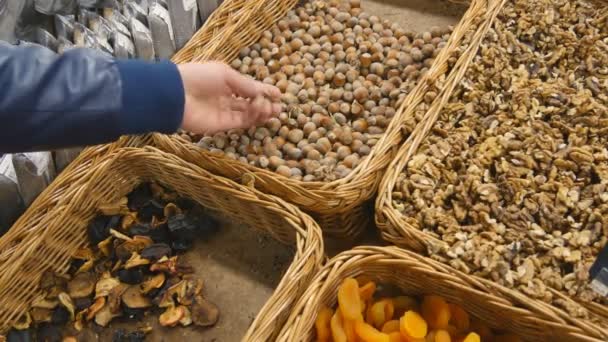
[
  {"xmin": 57, "ymin": 36, "xmax": 74, "ymax": 53},
  {"xmin": 148, "ymin": 1, "xmax": 174, "ymax": 59},
  {"xmin": 0, "ymin": 0, "xmax": 25, "ymax": 43},
  {"xmin": 130, "ymin": 18, "xmax": 155, "ymax": 60},
  {"xmin": 53, "ymin": 147, "xmax": 82, "ymax": 172},
  {"xmin": 77, "ymin": 7, "xmax": 93, "ymax": 25},
  {"xmin": 103, "ymin": 6, "xmax": 129, "ymax": 29},
  {"xmin": 197, "ymin": 0, "xmax": 218, "ymax": 24},
  {"xmin": 54, "ymin": 14, "xmax": 75, "ymax": 40},
  {"xmin": 78, "ymin": 0, "xmax": 120, "ymax": 9},
  {"xmin": 0, "ymin": 156, "xmax": 25, "ymax": 235},
  {"xmin": 34, "ymin": 0, "xmax": 75, "ymax": 15},
  {"xmin": 124, "ymin": 1, "xmax": 148, "ymax": 26},
  {"xmin": 134, "ymin": 0, "xmax": 149, "ymax": 13},
  {"xmin": 150, "ymin": 0, "xmax": 167, "ymax": 9},
  {"xmin": 113, "ymin": 31, "xmax": 135, "ymax": 58},
  {"xmin": 22, "ymin": 27, "xmax": 58, "ymax": 52},
  {"xmin": 167, "ymin": 0, "xmax": 198, "ymax": 50},
  {"xmin": 12, "ymin": 152, "xmax": 56, "ymax": 207}
]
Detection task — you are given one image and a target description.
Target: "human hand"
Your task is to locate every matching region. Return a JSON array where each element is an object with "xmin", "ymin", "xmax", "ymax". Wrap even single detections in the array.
[{"xmin": 178, "ymin": 62, "xmax": 282, "ymax": 134}]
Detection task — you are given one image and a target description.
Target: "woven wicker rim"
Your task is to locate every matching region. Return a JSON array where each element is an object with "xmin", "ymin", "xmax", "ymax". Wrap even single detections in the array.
[
  {"xmin": 277, "ymin": 245, "xmax": 607, "ymax": 342},
  {"xmin": 374, "ymin": 0, "xmax": 608, "ymax": 337},
  {"xmin": 0, "ymin": 146, "xmax": 324, "ymax": 341}
]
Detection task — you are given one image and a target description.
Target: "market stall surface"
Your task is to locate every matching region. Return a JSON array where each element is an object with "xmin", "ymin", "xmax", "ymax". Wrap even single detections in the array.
[{"xmin": 71, "ymin": 0, "xmax": 466, "ymax": 340}]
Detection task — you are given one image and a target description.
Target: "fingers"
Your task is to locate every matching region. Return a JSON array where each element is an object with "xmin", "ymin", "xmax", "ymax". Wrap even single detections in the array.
[{"xmin": 225, "ymin": 64, "xmax": 282, "ymax": 101}]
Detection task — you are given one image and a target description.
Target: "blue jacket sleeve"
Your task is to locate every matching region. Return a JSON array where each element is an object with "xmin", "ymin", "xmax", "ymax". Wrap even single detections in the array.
[{"xmin": 0, "ymin": 42, "xmax": 185, "ymax": 153}]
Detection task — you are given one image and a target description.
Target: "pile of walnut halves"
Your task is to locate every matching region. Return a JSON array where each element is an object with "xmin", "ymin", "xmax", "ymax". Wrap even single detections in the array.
[
  {"xmin": 3, "ymin": 183, "xmax": 219, "ymax": 341},
  {"xmin": 392, "ymin": 0, "xmax": 608, "ymax": 318}
]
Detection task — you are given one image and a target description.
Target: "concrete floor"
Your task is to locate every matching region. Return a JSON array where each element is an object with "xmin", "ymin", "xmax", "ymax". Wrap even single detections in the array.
[{"xmin": 71, "ymin": 1, "xmax": 465, "ymax": 341}]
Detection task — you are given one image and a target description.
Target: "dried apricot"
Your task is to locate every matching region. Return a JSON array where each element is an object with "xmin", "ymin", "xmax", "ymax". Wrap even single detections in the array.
[
  {"xmin": 421, "ymin": 296, "xmax": 450, "ymax": 329},
  {"xmin": 381, "ymin": 320, "xmax": 400, "ymax": 334},
  {"xmin": 355, "ymin": 320, "xmax": 390, "ymax": 342},
  {"xmin": 461, "ymin": 332, "xmax": 480, "ymax": 342},
  {"xmin": 339, "ymin": 278, "xmax": 363, "ymax": 321},
  {"xmin": 448, "ymin": 304, "xmax": 469, "ymax": 332},
  {"xmin": 426, "ymin": 329, "xmax": 451, "ymax": 342},
  {"xmin": 315, "ymin": 306, "xmax": 333, "ymax": 342},
  {"xmin": 342, "ymin": 313, "xmax": 359, "ymax": 342},
  {"xmin": 400, "ymin": 310, "xmax": 427, "ymax": 339},
  {"xmin": 359, "ymin": 281, "xmax": 377, "ymax": 302},
  {"xmin": 368, "ymin": 299, "xmax": 395, "ymax": 328},
  {"xmin": 388, "ymin": 332, "xmax": 402, "ymax": 342},
  {"xmin": 331, "ymin": 310, "xmax": 348, "ymax": 342}
]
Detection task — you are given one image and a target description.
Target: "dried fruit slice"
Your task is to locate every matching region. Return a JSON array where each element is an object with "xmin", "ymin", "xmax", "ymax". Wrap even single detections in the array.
[
  {"xmin": 125, "ymin": 252, "xmax": 150, "ymax": 269},
  {"xmin": 330, "ymin": 310, "xmax": 347, "ymax": 342},
  {"xmin": 191, "ymin": 295, "xmax": 219, "ymax": 327},
  {"xmin": 354, "ymin": 320, "xmax": 390, "ymax": 342},
  {"xmin": 337, "ymin": 278, "xmax": 362, "ymax": 321},
  {"xmin": 393, "ymin": 296, "xmax": 418, "ymax": 315},
  {"xmin": 426, "ymin": 329, "xmax": 451, "ymax": 342},
  {"xmin": 381, "ymin": 320, "xmax": 400, "ymax": 334},
  {"xmin": 400, "ymin": 310, "xmax": 427, "ymax": 339},
  {"xmin": 359, "ymin": 281, "xmax": 376, "ymax": 302},
  {"xmin": 67, "ymin": 272, "xmax": 96, "ymax": 299},
  {"xmin": 159, "ymin": 306, "xmax": 185, "ymax": 327},
  {"xmin": 122, "ymin": 285, "xmax": 152, "ymax": 309},
  {"xmin": 368, "ymin": 299, "xmax": 394, "ymax": 329},
  {"xmin": 448, "ymin": 304, "xmax": 469, "ymax": 332},
  {"xmin": 421, "ymin": 296, "xmax": 450, "ymax": 329},
  {"xmin": 179, "ymin": 306, "xmax": 193, "ymax": 326},
  {"xmin": 315, "ymin": 306, "xmax": 333, "ymax": 342},
  {"xmin": 140, "ymin": 273, "xmax": 166, "ymax": 294},
  {"xmin": 86, "ymin": 297, "xmax": 106, "ymax": 321}
]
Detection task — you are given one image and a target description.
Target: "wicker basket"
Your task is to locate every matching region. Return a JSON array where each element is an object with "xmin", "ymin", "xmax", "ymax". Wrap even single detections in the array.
[
  {"xmin": 149, "ymin": 0, "xmax": 492, "ymax": 238},
  {"xmin": 374, "ymin": 0, "xmax": 608, "ymax": 337},
  {"xmin": 277, "ymin": 246, "xmax": 607, "ymax": 342},
  {"xmin": 0, "ymin": 146, "xmax": 324, "ymax": 341}
]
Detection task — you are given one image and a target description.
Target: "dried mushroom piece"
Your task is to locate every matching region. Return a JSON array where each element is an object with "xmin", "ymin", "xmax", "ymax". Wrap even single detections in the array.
[
  {"xmin": 108, "ymin": 284, "xmax": 129, "ymax": 315},
  {"xmin": 67, "ymin": 272, "xmax": 96, "ymax": 299},
  {"xmin": 179, "ymin": 306, "xmax": 192, "ymax": 327},
  {"xmin": 122, "ymin": 285, "xmax": 153, "ymax": 310},
  {"xmin": 86, "ymin": 297, "xmax": 106, "ymax": 321},
  {"xmin": 125, "ymin": 252, "xmax": 150, "ymax": 269},
  {"xmin": 12, "ymin": 313, "xmax": 32, "ymax": 330},
  {"xmin": 31, "ymin": 295, "xmax": 59, "ymax": 310},
  {"xmin": 191, "ymin": 296, "xmax": 219, "ymax": 327},
  {"xmin": 94, "ymin": 304, "xmax": 121, "ymax": 327},
  {"xmin": 159, "ymin": 306, "xmax": 185, "ymax": 327},
  {"xmin": 121, "ymin": 211, "xmax": 139, "ymax": 230},
  {"xmin": 30, "ymin": 308, "xmax": 53, "ymax": 324},
  {"xmin": 58, "ymin": 293, "xmax": 75, "ymax": 320},
  {"xmin": 95, "ymin": 276, "xmax": 120, "ymax": 298},
  {"xmin": 140, "ymin": 273, "xmax": 166, "ymax": 295},
  {"xmin": 163, "ymin": 203, "xmax": 182, "ymax": 218},
  {"xmin": 97, "ymin": 236, "xmax": 113, "ymax": 258}
]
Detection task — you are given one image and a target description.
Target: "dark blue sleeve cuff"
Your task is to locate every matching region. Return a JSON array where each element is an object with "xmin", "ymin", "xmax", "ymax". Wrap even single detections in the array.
[{"xmin": 115, "ymin": 59, "xmax": 184, "ymax": 135}]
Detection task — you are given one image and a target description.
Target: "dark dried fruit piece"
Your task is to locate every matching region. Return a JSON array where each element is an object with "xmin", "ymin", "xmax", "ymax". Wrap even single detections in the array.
[
  {"xmin": 129, "ymin": 223, "xmax": 170, "ymax": 243},
  {"xmin": 88, "ymin": 215, "xmax": 120, "ymax": 244},
  {"xmin": 51, "ymin": 307, "xmax": 70, "ymax": 325},
  {"xmin": 67, "ymin": 272, "xmax": 95, "ymax": 299},
  {"xmin": 167, "ymin": 214, "xmax": 198, "ymax": 240},
  {"xmin": 191, "ymin": 296, "xmax": 219, "ymax": 327},
  {"xmin": 36, "ymin": 323, "xmax": 61, "ymax": 342},
  {"xmin": 6, "ymin": 328, "xmax": 32, "ymax": 342},
  {"xmin": 138, "ymin": 200, "xmax": 164, "ymax": 222},
  {"xmin": 117, "ymin": 268, "xmax": 145, "ymax": 285},
  {"xmin": 73, "ymin": 298, "xmax": 93, "ymax": 312},
  {"xmin": 127, "ymin": 183, "xmax": 153, "ymax": 211},
  {"xmin": 140, "ymin": 243, "xmax": 171, "ymax": 261}
]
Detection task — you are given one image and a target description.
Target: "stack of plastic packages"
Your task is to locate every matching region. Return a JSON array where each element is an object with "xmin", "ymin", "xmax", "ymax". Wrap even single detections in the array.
[{"xmin": 0, "ymin": 0, "xmax": 220, "ymax": 235}]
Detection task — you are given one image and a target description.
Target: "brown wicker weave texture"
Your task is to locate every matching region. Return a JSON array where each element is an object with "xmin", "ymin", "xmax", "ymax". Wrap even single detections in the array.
[
  {"xmin": 277, "ymin": 246, "xmax": 606, "ymax": 342},
  {"xmin": 374, "ymin": 0, "xmax": 608, "ymax": 338},
  {"xmin": 0, "ymin": 147, "xmax": 324, "ymax": 341},
  {"xmin": 151, "ymin": 0, "xmax": 491, "ymax": 239}
]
